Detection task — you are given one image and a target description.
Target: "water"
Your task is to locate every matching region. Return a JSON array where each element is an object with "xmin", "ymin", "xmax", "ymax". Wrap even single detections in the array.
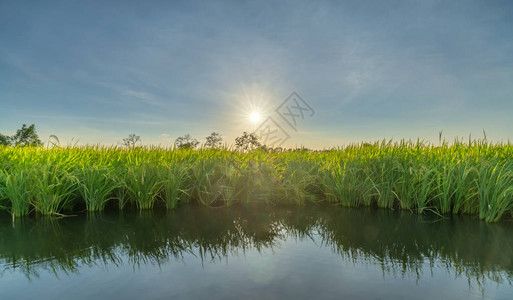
[{"xmin": 0, "ymin": 205, "xmax": 512, "ymax": 299}]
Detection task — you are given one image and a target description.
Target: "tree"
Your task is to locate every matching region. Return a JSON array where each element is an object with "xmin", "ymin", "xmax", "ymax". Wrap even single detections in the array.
[
  {"xmin": 235, "ymin": 132, "xmax": 261, "ymax": 152},
  {"xmin": 205, "ymin": 132, "xmax": 223, "ymax": 148},
  {"xmin": 0, "ymin": 133, "xmax": 11, "ymax": 146},
  {"xmin": 11, "ymin": 124, "xmax": 42, "ymax": 147},
  {"xmin": 175, "ymin": 134, "xmax": 199, "ymax": 149},
  {"xmin": 123, "ymin": 133, "xmax": 141, "ymax": 148}
]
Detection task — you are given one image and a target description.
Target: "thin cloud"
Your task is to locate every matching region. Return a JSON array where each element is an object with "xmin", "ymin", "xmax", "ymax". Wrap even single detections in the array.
[{"xmin": 123, "ymin": 90, "xmax": 167, "ymax": 107}]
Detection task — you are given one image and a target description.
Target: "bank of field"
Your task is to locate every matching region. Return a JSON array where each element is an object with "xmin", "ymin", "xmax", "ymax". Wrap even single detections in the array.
[{"xmin": 1, "ymin": 140, "xmax": 513, "ymax": 222}]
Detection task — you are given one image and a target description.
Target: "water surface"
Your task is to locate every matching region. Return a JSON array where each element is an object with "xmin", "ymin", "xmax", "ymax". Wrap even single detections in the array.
[{"xmin": 1, "ymin": 205, "xmax": 512, "ymax": 299}]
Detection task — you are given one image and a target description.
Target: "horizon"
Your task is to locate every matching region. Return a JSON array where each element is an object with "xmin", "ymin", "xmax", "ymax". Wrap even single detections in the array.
[
  {"xmin": 1, "ymin": 123, "xmax": 507, "ymax": 150},
  {"xmin": 1, "ymin": 0, "xmax": 512, "ymax": 148}
]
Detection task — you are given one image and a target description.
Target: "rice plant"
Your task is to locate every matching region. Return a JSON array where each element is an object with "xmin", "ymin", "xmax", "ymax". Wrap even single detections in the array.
[
  {"xmin": 1, "ymin": 138, "xmax": 513, "ymax": 222},
  {"xmin": 191, "ymin": 158, "xmax": 227, "ymax": 206},
  {"xmin": 75, "ymin": 166, "xmax": 118, "ymax": 212},
  {"xmin": 112, "ymin": 165, "xmax": 131, "ymax": 210},
  {"xmin": 0, "ymin": 168, "xmax": 33, "ymax": 220},
  {"xmin": 158, "ymin": 163, "xmax": 191, "ymax": 209},
  {"xmin": 126, "ymin": 164, "xmax": 163, "ymax": 210},
  {"xmin": 475, "ymin": 161, "xmax": 513, "ymax": 222},
  {"xmin": 30, "ymin": 164, "xmax": 77, "ymax": 216}
]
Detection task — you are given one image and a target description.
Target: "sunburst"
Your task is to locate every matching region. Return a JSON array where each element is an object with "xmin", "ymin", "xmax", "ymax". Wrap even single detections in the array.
[{"xmin": 250, "ymin": 112, "xmax": 261, "ymax": 123}]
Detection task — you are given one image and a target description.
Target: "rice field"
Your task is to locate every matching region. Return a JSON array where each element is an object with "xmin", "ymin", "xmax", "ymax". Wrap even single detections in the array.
[{"xmin": 1, "ymin": 139, "xmax": 513, "ymax": 222}]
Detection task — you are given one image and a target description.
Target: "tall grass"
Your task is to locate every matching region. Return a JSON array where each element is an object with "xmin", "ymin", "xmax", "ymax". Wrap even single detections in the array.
[
  {"xmin": 126, "ymin": 164, "xmax": 163, "ymax": 210},
  {"xmin": 75, "ymin": 166, "xmax": 118, "ymax": 212},
  {"xmin": 1, "ymin": 139, "xmax": 513, "ymax": 222},
  {"xmin": 0, "ymin": 167, "xmax": 33, "ymax": 219},
  {"xmin": 159, "ymin": 162, "xmax": 191, "ymax": 209},
  {"xmin": 30, "ymin": 164, "xmax": 77, "ymax": 216}
]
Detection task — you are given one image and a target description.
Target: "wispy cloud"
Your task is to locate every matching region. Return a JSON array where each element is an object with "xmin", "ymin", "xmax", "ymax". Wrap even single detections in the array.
[
  {"xmin": 123, "ymin": 90, "xmax": 167, "ymax": 107},
  {"xmin": 0, "ymin": 50, "xmax": 48, "ymax": 82},
  {"xmin": 1, "ymin": 1, "xmax": 513, "ymax": 146}
]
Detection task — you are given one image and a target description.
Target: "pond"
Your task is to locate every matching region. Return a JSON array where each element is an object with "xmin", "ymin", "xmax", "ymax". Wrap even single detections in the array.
[{"xmin": 0, "ymin": 205, "xmax": 512, "ymax": 299}]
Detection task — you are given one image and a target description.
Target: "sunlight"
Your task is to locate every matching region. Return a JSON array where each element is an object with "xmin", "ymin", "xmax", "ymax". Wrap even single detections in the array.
[
  {"xmin": 219, "ymin": 83, "xmax": 277, "ymax": 136},
  {"xmin": 250, "ymin": 112, "xmax": 261, "ymax": 123}
]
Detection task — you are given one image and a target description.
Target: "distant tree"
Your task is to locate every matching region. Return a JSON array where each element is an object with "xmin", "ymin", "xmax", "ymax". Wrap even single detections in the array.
[
  {"xmin": 235, "ymin": 132, "xmax": 261, "ymax": 152},
  {"xmin": 123, "ymin": 133, "xmax": 141, "ymax": 148},
  {"xmin": 205, "ymin": 132, "xmax": 223, "ymax": 148},
  {"xmin": 175, "ymin": 134, "xmax": 199, "ymax": 149},
  {"xmin": 11, "ymin": 124, "xmax": 42, "ymax": 147},
  {"xmin": 0, "ymin": 133, "xmax": 11, "ymax": 146}
]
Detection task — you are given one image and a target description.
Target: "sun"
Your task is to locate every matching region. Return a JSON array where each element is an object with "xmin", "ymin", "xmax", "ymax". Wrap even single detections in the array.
[
  {"xmin": 221, "ymin": 84, "xmax": 275, "ymax": 131},
  {"xmin": 250, "ymin": 112, "xmax": 261, "ymax": 123}
]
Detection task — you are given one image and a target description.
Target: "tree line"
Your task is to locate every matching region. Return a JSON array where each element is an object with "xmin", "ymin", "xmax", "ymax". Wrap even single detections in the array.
[
  {"xmin": 0, "ymin": 124, "xmax": 264, "ymax": 151},
  {"xmin": 125, "ymin": 131, "xmax": 263, "ymax": 151}
]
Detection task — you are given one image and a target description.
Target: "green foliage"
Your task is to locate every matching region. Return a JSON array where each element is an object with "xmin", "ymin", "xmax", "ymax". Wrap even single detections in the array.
[
  {"xmin": 30, "ymin": 164, "xmax": 77, "ymax": 216},
  {"xmin": 175, "ymin": 134, "xmax": 199, "ymax": 149},
  {"xmin": 0, "ymin": 133, "xmax": 11, "ymax": 146},
  {"xmin": 191, "ymin": 158, "xmax": 225, "ymax": 206},
  {"xmin": 1, "ymin": 139, "xmax": 513, "ymax": 222},
  {"xmin": 11, "ymin": 124, "xmax": 42, "ymax": 147},
  {"xmin": 0, "ymin": 168, "xmax": 32, "ymax": 219},
  {"xmin": 75, "ymin": 166, "xmax": 118, "ymax": 211},
  {"xmin": 475, "ymin": 161, "xmax": 513, "ymax": 222},
  {"xmin": 113, "ymin": 166, "xmax": 130, "ymax": 210},
  {"xmin": 234, "ymin": 132, "xmax": 260, "ymax": 152},
  {"xmin": 126, "ymin": 164, "xmax": 163, "ymax": 210},
  {"xmin": 205, "ymin": 132, "xmax": 223, "ymax": 148},
  {"xmin": 159, "ymin": 163, "xmax": 191, "ymax": 209}
]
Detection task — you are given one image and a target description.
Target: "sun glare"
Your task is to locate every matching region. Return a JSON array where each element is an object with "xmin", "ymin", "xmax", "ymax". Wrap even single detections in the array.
[
  {"xmin": 250, "ymin": 112, "xmax": 261, "ymax": 123},
  {"xmin": 222, "ymin": 84, "xmax": 276, "ymax": 133}
]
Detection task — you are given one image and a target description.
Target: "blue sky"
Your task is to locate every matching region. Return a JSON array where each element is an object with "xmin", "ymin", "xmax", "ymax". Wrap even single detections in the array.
[{"xmin": 1, "ymin": 0, "xmax": 512, "ymax": 148}]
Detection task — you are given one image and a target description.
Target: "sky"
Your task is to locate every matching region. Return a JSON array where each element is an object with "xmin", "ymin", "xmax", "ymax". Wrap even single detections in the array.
[{"xmin": 1, "ymin": 0, "xmax": 512, "ymax": 148}]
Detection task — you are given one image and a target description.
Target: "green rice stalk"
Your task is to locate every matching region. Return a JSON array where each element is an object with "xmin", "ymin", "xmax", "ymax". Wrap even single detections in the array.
[
  {"xmin": 30, "ymin": 164, "xmax": 78, "ymax": 216},
  {"xmin": 0, "ymin": 168, "xmax": 33, "ymax": 219},
  {"xmin": 126, "ymin": 164, "xmax": 163, "ymax": 210},
  {"xmin": 76, "ymin": 166, "xmax": 118, "ymax": 212}
]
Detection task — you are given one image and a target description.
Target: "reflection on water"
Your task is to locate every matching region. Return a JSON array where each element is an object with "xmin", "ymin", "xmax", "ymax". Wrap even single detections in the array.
[{"xmin": 0, "ymin": 205, "xmax": 512, "ymax": 298}]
